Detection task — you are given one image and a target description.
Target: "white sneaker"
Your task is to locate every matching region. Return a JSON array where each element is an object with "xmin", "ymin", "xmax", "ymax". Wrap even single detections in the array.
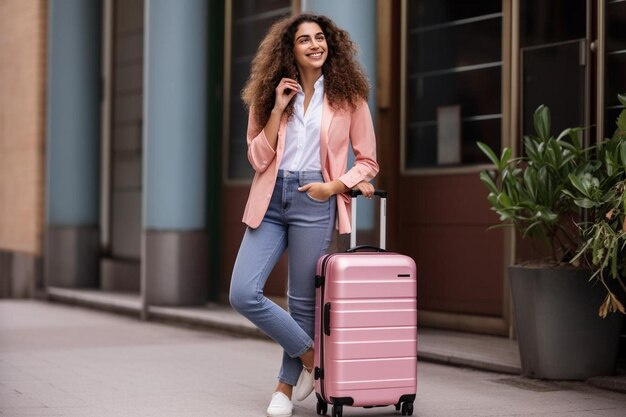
[
  {"xmin": 294, "ymin": 367, "xmax": 314, "ymax": 401},
  {"xmin": 267, "ymin": 391, "xmax": 293, "ymax": 417}
]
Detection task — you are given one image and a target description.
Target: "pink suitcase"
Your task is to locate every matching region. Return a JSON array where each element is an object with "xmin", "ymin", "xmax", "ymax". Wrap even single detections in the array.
[{"xmin": 314, "ymin": 190, "xmax": 417, "ymax": 417}]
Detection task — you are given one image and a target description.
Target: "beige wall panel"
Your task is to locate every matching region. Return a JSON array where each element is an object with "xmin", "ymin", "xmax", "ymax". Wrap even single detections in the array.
[{"xmin": 0, "ymin": 0, "xmax": 46, "ymax": 255}]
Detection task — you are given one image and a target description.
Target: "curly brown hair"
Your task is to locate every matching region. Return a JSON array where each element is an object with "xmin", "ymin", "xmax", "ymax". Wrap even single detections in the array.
[{"xmin": 241, "ymin": 13, "xmax": 369, "ymax": 134}]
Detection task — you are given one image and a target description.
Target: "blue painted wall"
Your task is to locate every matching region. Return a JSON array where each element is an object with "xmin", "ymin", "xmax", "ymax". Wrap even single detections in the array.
[
  {"xmin": 143, "ymin": 0, "xmax": 208, "ymax": 230},
  {"xmin": 47, "ymin": 0, "xmax": 101, "ymax": 225}
]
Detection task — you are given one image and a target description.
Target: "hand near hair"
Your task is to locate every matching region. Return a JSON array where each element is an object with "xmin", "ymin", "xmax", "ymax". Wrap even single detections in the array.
[
  {"xmin": 263, "ymin": 78, "xmax": 300, "ymax": 151},
  {"xmin": 273, "ymin": 78, "xmax": 299, "ymax": 112}
]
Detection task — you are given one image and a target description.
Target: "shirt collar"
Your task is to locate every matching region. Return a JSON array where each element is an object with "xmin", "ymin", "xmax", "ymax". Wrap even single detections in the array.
[
  {"xmin": 297, "ymin": 75, "xmax": 325, "ymax": 95},
  {"xmin": 314, "ymin": 75, "xmax": 325, "ymax": 89}
]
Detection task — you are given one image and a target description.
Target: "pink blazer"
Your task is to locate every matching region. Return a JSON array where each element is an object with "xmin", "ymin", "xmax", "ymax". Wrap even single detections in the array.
[{"xmin": 242, "ymin": 96, "xmax": 379, "ymax": 234}]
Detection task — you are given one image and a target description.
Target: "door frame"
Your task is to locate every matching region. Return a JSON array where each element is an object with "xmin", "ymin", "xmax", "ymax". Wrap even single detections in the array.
[
  {"xmin": 100, "ymin": 0, "xmax": 113, "ymax": 253},
  {"xmin": 396, "ymin": 0, "xmax": 516, "ymax": 336}
]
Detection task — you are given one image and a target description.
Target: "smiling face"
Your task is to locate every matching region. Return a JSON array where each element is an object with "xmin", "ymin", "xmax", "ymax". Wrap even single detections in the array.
[{"xmin": 293, "ymin": 22, "xmax": 328, "ymax": 74}]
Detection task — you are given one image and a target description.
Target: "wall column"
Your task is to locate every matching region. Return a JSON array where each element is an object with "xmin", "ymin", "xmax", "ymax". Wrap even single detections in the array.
[
  {"xmin": 143, "ymin": 0, "xmax": 209, "ymax": 306},
  {"xmin": 46, "ymin": 0, "xmax": 101, "ymax": 288}
]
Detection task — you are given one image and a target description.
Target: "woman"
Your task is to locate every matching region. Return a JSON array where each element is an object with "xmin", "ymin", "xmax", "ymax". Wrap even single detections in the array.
[{"xmin": 229, "ymin": 13, "xmax": 378, "ymax": 417}]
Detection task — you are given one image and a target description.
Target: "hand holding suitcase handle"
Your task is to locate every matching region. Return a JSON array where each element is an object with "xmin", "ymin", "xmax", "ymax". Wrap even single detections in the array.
[{"xmin": 350, "ymin": 189, "xmax": 387, "ymax": 198}]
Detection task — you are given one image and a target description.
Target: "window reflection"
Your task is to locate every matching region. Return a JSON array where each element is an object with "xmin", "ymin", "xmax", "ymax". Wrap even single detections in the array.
[
  {"xmin": 227, "ymin": 0, "xmax": 291, "ymax": 180},
  {"xmin": 405, "ymin": 0, "xmax": 502, "ymax": 169}
]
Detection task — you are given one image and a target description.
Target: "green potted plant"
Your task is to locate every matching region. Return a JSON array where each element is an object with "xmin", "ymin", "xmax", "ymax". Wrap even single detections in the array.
[
  {"xmin": 567, "ymin": 94, "xmax": 626, "ymax": 317},
  {"xmin": 477, "ymin": 98, "xmax": 625, "ymax": 380}
]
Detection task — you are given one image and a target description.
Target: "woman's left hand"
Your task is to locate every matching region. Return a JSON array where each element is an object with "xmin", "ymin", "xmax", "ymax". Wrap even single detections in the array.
[
  {"xmin": 298, "ymin": 182, "xmax": 333, "ymax": 201},
  {"xmin": 355, "ymin": 181, "xmax": 375, "ymax": 198}
]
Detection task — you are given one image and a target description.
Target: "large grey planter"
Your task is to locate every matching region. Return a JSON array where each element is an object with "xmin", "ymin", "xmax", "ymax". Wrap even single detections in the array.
[{"xmin": 509, "ymin": 265, "xmax": 623, "ymax": 380}]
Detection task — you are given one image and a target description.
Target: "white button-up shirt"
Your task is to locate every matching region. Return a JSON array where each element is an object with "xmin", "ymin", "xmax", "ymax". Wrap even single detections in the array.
[{"xmin": 279, "ymin": 75, "xmax": 324, "ymax": 172}]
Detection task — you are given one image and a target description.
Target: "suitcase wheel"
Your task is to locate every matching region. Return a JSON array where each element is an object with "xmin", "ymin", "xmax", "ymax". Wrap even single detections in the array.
[
  {"xmin": 316, "ymin": 399, "xmax": 328, "ymax": 415},
  {"xmin": 331, "ymin": 404, "xmax": 343, "ymax": 417},
  {"xmin": 400, "ymin": 401, "xmax": 414, "ymax": 416}
]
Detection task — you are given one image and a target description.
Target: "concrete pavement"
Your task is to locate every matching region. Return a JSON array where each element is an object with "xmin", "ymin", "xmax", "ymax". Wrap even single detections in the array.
[
  {"xmin": 44, "ymin": 287, "xmax": 523, "ymax": 375},
  {"xmin": 1, "ymin": 299, "xmax": 625, "ymax": 417}
]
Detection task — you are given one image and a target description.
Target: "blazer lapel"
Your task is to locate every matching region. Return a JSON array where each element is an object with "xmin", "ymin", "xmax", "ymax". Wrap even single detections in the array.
[
  {"xmin": 320, "ymin": 94, "xmax": 335, "ymax": 177},
  {"xmin": 276, "ymin": 116, "xmax": 288, "ymax": 164}
]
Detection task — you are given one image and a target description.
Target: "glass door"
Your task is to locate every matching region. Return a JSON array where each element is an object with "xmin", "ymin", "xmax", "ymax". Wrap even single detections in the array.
[
  {"xmin": 521, "ymin": 40, "xmax": 588, "ymax": 140},
  {"xmin": 519, "ymin": 0, "xmax": 589, "ymax": 143}
]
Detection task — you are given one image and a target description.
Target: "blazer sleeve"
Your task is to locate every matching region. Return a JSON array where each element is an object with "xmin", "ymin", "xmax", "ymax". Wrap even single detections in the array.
[
  {"xmin": 338, "ymin": 100, "xmax": 380, "ymax": 189},
  {"xmin": 246, "ymin": 109, "xmax": 276, "ymax": 173}
]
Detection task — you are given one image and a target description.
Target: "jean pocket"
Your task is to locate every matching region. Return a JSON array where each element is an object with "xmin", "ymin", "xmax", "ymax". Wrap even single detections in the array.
[{"xmin": 305, "ymin": 192, "xmax": 328, "ymax": 203}]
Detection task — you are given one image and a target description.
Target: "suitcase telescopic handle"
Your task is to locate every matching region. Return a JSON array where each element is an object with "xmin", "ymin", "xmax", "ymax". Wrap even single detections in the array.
[
  {"xmin": 349, "ymin": 189, "xmax": 387, "ymax": 250},
  {"xmin": 349, "ymin": 189, "xmax": 388, "ymax": 198}
]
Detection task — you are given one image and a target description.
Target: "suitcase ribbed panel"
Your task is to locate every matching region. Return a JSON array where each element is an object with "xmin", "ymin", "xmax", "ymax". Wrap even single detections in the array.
[
  {"xmin": 315, "ymin": 252, "xmax": 417, "ymax": 408},
  {"xmin": 330, "ymin": 333, "xmax": 416, "ymax": 360},
  {"xmin": 329, "ymin": 357, "xmax": 416, "ymax": 390},
  {"xmin": 332, "ymin": 300, "xmax": 417, "ymax": 328}
]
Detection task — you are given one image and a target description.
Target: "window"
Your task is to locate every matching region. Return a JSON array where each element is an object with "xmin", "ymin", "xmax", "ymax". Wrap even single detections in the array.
[
  {"xmin": 605, "ymin": 0, "xmax": 626, "ymax": 136},
  {"xmin": 403, "ymin": 0, "xmax": 503, "ymax": 171},
  {"xmin": 519, "ymin": 0, "xmax": 586, "ymax": 48},
  {"xmin": 519, "ymin": 0, "xmax": 588, "ymax": 139},
  {"xmin": 224, "ymin": 0, "xmax": 291, "ymax": 182}
]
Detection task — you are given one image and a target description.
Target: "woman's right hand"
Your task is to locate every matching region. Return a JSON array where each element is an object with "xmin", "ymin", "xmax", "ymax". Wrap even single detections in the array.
[{"xmin": 273, "ymin": 78, "xmax": 299, "ymax": 112}]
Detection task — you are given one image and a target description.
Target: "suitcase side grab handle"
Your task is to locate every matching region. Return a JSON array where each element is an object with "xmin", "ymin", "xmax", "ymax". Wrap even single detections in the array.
[{"xmin": 323, "ymin": 303, "xmax": 331, "ymax": 336}]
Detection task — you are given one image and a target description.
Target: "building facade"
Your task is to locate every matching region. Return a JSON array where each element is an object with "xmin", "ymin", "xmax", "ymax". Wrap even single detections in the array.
[{"xmin": 0, "ymin": 0, "xmax": 625, "ymax": 337}]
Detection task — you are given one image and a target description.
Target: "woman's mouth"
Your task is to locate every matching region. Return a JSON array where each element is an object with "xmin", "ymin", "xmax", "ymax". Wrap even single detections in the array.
[{"xmin": 307, "ymin": 52, "xmax": 324, "ymax": 59}]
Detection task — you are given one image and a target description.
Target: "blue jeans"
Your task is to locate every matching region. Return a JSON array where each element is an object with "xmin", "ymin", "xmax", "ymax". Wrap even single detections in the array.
[{"xmin": 230, "ymin": 170, "xmax": 336, "ymax": 386}]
